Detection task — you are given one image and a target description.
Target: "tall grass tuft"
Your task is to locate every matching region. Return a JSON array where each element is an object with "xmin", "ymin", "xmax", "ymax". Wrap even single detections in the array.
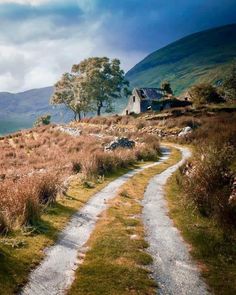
[
  {"xmin": 35, "ymin": 174, "xmax": 59, "ymax": 205},
  {"xmin": 22, "ymin": 197, "xmax": 41, "ymax": 226}
]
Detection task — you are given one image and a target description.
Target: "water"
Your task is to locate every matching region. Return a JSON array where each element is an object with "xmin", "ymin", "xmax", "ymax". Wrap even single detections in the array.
[{"xmin": 0, "ymin": 118, "xmax": 33, "ymax": 136}]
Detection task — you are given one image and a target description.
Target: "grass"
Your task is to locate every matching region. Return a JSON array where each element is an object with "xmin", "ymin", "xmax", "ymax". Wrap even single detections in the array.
[
  {"xmin": 0, "ymin": 165, "xmax": 141, "ymax": 294},
  {"xmin": 0, "ymin": 125, "xmax": 161, "ymax": 228},
  {"xmin": 165, "ymin": 170, "xmax": 236, "ymax": 295},
  {"xmin": 68, "ymin": 147, "xmax": 182, "ymax": 295},
  {"xmin": 126, "ymin": 24, "xmax": 236, "ymax": 95}
]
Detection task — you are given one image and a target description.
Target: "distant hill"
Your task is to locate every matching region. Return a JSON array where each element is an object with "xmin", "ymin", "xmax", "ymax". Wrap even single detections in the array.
[
  {"xmin": 0, "ymin": 86, "xmax": 72, "ymax": 135},
  {"xmin": 0, "ymin": 85, "xmax": 127, "ymax": 135},
  {"xmin": 0, "ymin": 86, "xmax": 54, "ymax": 116},
  {"xmin": 126, "ymin": 24, "xmax": 236, "ymax": 95}
]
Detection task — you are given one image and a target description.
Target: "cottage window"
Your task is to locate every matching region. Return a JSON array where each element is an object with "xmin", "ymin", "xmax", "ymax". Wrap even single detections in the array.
[{"xmin": 133, "ymin": 96, "xmax": 135, "ymax": 102}]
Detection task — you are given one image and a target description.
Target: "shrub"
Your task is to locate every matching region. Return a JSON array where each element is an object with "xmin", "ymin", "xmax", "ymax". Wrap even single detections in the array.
[
  {"xmin": 135, "ymin": 146, "xmax": 157, "ymax": 161},
  {"xmin": 35, "ymin": 174, "xmax": 59, "ymax": 205},
  {"xmin": 183, "ymin": 144, "xmax": 236, "ymax": 226},
  {"xmin": 34, "ymin": 114, "xmax": 51, "ymax": 127},
  {"xmin": 189, "ymin": 83, "xmax": 223, "ymax": 106}
]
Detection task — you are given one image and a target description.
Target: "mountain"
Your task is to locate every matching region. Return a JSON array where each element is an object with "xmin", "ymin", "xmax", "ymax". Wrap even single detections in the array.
[
  {"xmin": 126, "ymin": 24, "xmax": 236, "ymax": 95},
  {"xmin": 0, "ymin": 86, "xmax": 54, "ymax": 116},
  {"xmin": 0, "ymin": 86, "xmax": 72, "ymax": 135}
]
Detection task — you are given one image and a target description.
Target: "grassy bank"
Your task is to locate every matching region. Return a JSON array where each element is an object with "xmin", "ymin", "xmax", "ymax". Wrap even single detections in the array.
[
  {"xmin": 0, "ymin": 165, "xmax": 143, "ymax": 294},
  {"xmin": 165, "ymin": 171, "xmax": 236, "ymax": 295},
  {"xmin": 68, "ymin": 148, "xmax": 182, "ymax": 295}
]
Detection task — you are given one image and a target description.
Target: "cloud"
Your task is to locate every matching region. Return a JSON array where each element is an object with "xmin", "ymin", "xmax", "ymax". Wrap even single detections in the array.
[
  {"xmin": 0, "ymin": 0, "xmax": 51, "ymax": 5},
  {"xmin": 0, "ymin": 0, "xmax": 235, "ymax": 92},
  {"xmin": 0, "ymin": 9, "xmax": 146, "ymax": 92}
]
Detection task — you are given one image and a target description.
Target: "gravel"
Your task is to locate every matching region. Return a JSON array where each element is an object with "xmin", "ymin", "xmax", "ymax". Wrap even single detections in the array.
[{"xmin": 142, "ymin": 146, "xmax": 210, "ymax": 295}]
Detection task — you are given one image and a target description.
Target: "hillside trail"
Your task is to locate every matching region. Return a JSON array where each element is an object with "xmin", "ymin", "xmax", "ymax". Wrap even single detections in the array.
[
  {"xmin": 20, "ymin": 145, "xmax": 209, "ymax": 295},
  {"xmin": 20, "ymin": 148, "xmax": 170, "ymax": 295},
  {"xmin": 142, "ymin": 146, "xmax": 210, "ymax": 295}
]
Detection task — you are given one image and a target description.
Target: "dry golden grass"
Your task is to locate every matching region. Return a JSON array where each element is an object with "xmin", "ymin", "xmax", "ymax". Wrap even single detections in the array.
[{"xmin": 0, "ymin": 125, "xmax": 160, "ymax": 232}]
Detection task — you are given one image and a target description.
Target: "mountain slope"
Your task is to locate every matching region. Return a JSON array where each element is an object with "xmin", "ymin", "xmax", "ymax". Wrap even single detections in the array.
[
  {"xmin": 0, "ymin": 86, "xmax": 54, "ymax": 116},
  {"xmin": 126, "ymin": 24, "xmax": 236, "ymax": 95},
  {"xmin": 0, "ymin": 86, "xmax": 72, "ymax": 134}
]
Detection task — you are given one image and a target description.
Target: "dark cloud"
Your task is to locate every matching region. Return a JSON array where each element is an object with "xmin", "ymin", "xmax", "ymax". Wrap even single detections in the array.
[{"xmin": 0, "ymin": 0, "xmax": 235, "ymax": 91}]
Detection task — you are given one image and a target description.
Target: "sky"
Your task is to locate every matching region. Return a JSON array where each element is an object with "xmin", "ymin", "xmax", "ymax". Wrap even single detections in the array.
[{"xmin": 0, "ymin": 0, "xmax": 236, "ymax": 92}]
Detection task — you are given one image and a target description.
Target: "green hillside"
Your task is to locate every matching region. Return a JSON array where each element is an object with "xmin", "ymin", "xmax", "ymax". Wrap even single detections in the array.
[{"xmin": 126, "ymin": 24, "xmax": 236, "ymax": 95}]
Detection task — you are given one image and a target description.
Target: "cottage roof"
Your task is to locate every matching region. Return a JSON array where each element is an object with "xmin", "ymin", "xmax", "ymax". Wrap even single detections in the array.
[{"xmin": 134, "ymin": 87, "xmax": 164, "ymax": 100}]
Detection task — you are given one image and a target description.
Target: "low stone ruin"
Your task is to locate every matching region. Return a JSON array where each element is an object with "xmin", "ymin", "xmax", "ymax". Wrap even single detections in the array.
[
  {"xmin": 105, "ymin": 137, "xmax": 135, "ymax": 151},
  {"xmin": 178, "ymin": 126, "xmax": 193, "ymax": 137},
  {"xmin": 58, "ymin": 126, "xmax": 81, "ymax": 137}
]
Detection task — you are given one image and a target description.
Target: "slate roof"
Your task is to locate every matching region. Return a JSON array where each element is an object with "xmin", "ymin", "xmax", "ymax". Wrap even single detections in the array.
[{"xmin": 135, "ymin": 88, "xmax": 164, "ymax": 100}]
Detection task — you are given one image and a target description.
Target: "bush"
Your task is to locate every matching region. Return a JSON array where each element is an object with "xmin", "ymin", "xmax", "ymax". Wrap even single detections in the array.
[
  {"xmin": 0, "ymin": 172, "xmax": 59, "ymax": 229},
  {"xmin": 34, "ymin": 114, "xmax": 51, "ymax": 127},
  {"xmin": 189, "ymin": 83, "xmax": 223, "ymax": 106},
  {"xmin": 35, "ymin": 174, "xmax": 59, "ymax": 205},
  {"xmin": 183, "ymin": 144, "xmax": 236, "ymax": 226}
]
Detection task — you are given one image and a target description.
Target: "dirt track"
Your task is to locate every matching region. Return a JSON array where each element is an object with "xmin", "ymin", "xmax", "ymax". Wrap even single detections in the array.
[{"xmin": 142, "ymin": 146, "xmax": 210, "ymax": 295}]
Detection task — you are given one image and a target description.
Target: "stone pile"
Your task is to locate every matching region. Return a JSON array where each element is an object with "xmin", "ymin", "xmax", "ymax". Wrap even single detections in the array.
[
  {"xmin": 58, "ymin": 126, "xmax": 81, "ymax": 137},
  {"xmin": 105, "ymin": 137, "xmax": 135, "ymax": 151}
]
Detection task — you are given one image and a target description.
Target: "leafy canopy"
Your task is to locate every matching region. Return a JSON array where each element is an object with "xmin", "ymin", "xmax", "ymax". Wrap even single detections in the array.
[
  {"xmin": 51, "ymin": 57, "xmax": 129, "ymax": 119},
  {"xmin": 51, "ymin": 72, "xmax": 92, "ymax": 120},
  {"xmin": 161, "ymin": 80, "xmax": 173, "ymax": 95},
  {"xmin": 189, "ymin": 83, "xmax": 222, "ymax": 106},
  {"xmin": 72, "ymin": 57, "xmax": 130, "ymax": 115},
  {"xmin": 34, "ymin": 114, "xmax": 51, "ymax": 127}
]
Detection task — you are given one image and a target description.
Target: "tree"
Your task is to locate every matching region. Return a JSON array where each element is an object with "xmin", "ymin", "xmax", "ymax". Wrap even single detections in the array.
[
  {"xmin": 188, "ymin": 83, "xmax": 222, "ymax": 106},
  {"xmin": 51, "ymin": 73, "xmax": 92, "ymax": 121},
  {"xmin": 34, "ymin": 114, "xmax": 51, "ymax": 127},
  {"xmin": 72, "ymin": 57, "xmax": 130, "ymax": 116},
  {"xmin": 161, "ymin": 80, "xmax": 173, "ymax": 95},
  {"xmin": 223, "ymin": 65, "xmax": 236, "ymax": 100}
]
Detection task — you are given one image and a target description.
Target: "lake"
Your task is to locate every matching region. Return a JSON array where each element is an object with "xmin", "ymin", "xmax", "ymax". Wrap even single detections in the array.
[{"xmin": 0, "ymin": 118, "xmax": 33, "ymax": 136}]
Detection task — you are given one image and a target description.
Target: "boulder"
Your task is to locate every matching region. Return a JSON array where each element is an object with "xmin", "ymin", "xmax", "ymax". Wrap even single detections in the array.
[
  {"xmin": 105, "ymin": 137, "xmax": 135, "ymax": 151},
  {"xmin": 178, "ymin": 126, "xmax": 193, "ymax": 137}
]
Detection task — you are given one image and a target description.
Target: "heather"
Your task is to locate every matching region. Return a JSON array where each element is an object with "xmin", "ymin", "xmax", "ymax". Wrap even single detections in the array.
[{"xmin": 0, "ymin": 125, "xmax": 160, "ymax": 232}]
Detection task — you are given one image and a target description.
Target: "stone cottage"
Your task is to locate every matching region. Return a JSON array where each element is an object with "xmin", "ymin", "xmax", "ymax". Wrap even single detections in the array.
[
  {"xmin": 124, "ymin": 87, "xmax": 192, "ymax": 115},
  {"xmin": 124, "ymin": 87, "xmax": 168, "ymax": 115}
]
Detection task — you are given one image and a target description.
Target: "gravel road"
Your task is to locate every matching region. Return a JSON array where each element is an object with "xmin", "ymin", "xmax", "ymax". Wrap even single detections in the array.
[
  {"xmin": 20, "ymin": 149, "xmax": 170, "ymax": 295},
  {"xmin": 142, "ymin": 146, "xmax": 210, "ymax": 295}
]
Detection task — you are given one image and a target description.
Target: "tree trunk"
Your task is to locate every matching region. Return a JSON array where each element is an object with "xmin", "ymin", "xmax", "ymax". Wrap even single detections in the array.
[
  {"xmin": 73, "ymin": 112, "xmax": 77, "ymax": 121},
  {"xmin": 97, "ymin": 100, "xmax": 103, "ymax": 116},
  {"xmin": 78, "ymin": 112, "xmax": 81, "ymax": 121}
]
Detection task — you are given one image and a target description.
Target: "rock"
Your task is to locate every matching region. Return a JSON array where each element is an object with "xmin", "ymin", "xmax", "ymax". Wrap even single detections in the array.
[
  {"xmin": 178, "ymin": 126, "xmax": 193, "ymax": 137},
  {"xmin": 58, "ymin": 126, "xmax": 81, "ymax": 137},
  {"xmin": 105, "ymin": 137, "xmax": 135, "ymax": 151}
]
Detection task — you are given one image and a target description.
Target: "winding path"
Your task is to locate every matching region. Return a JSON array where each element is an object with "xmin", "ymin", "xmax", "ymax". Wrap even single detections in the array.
[
  {"xmin": 20, "ymin": 150, "xmax": 170, "ymax": 295},
  {"xmin": 142, "ymin": 146, "xmax": 210, "ymax": 295}
]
